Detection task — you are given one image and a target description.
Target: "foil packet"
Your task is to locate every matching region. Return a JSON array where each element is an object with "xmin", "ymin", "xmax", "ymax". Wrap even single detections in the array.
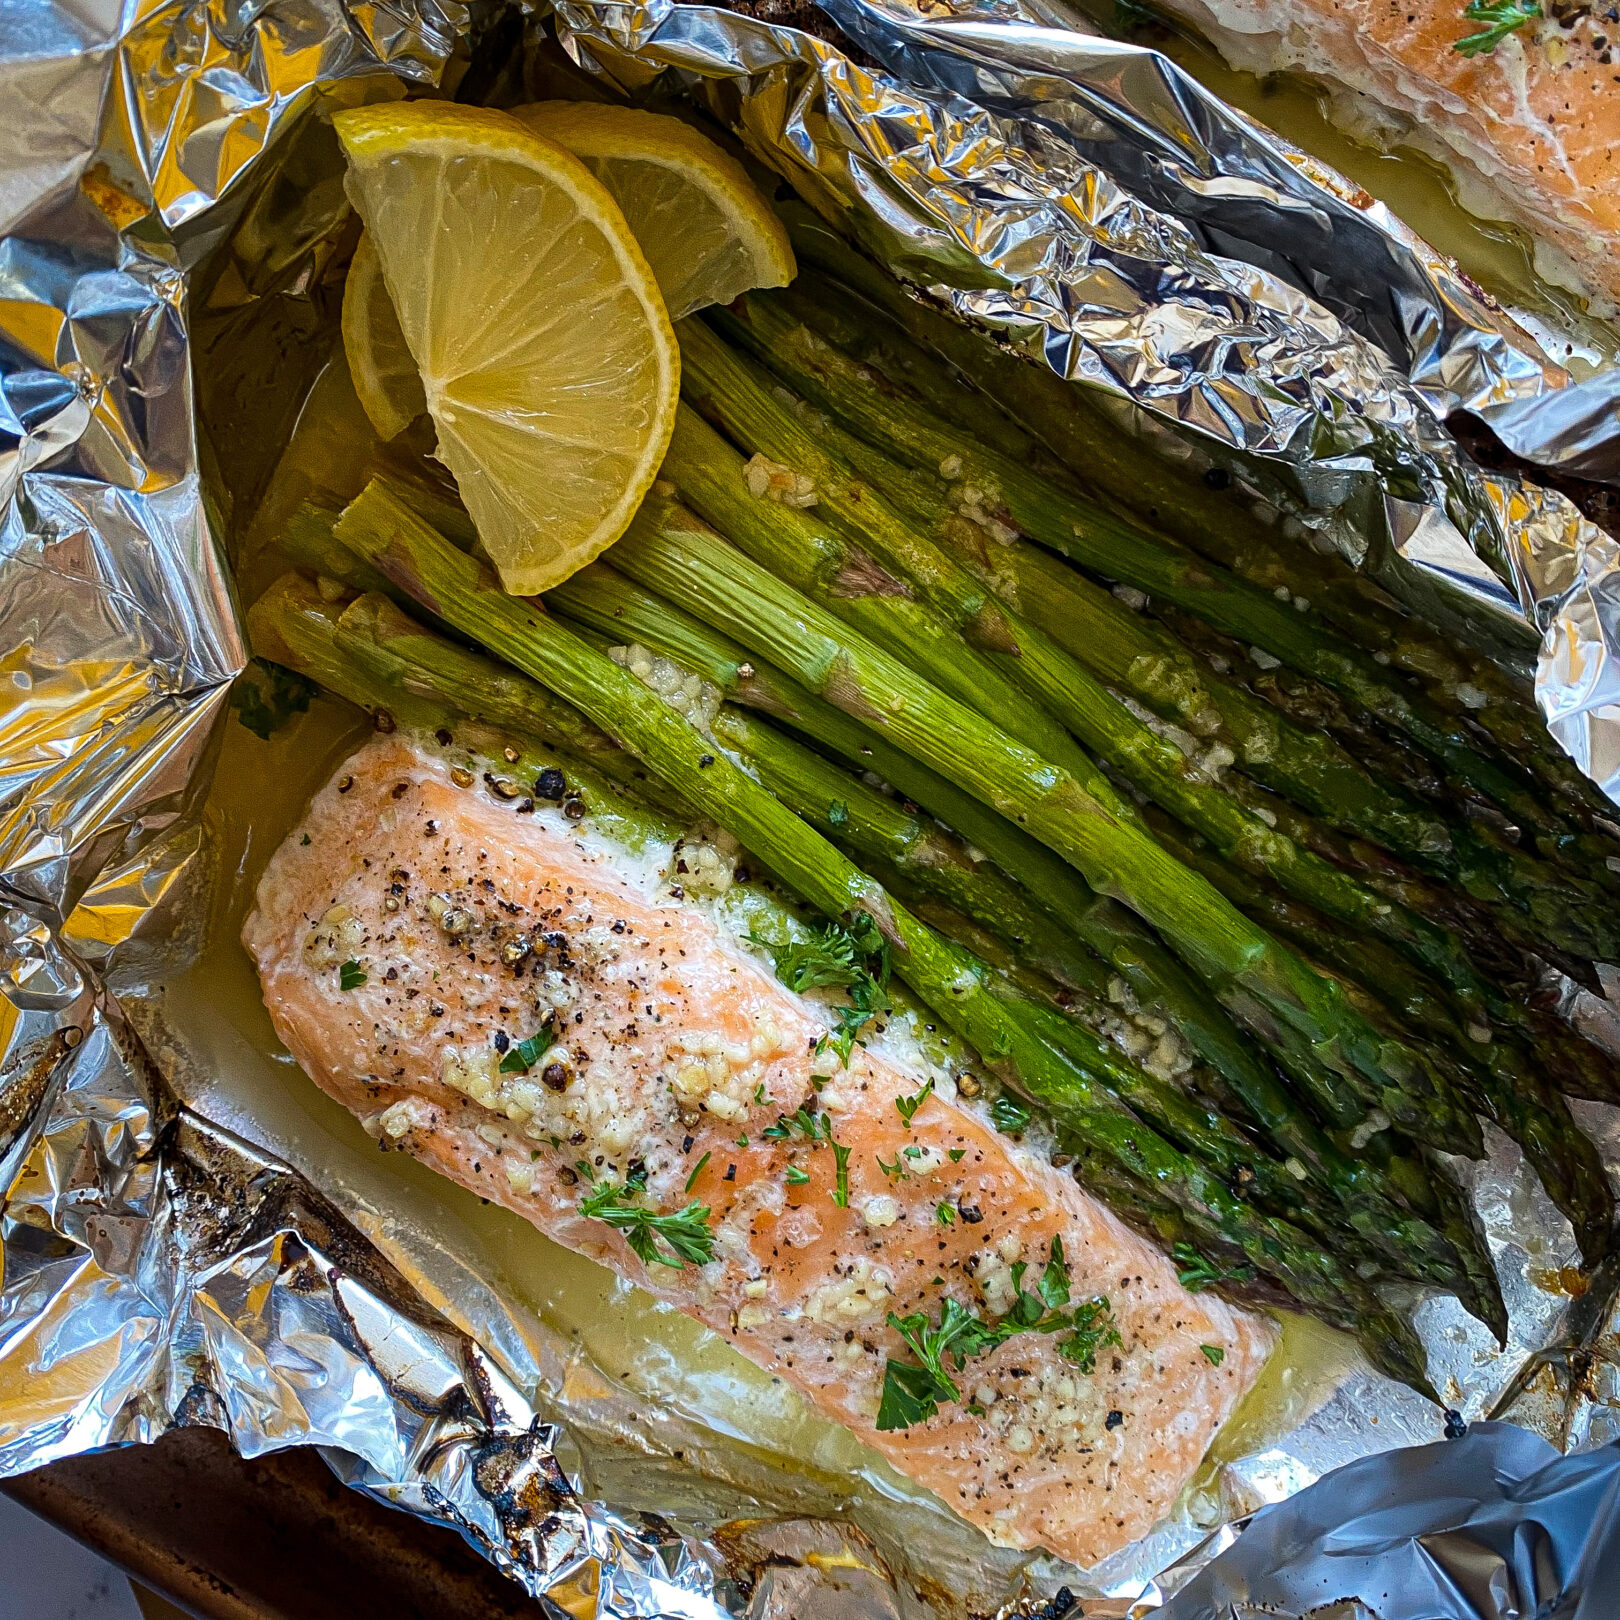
[{"xmin": 4, "ymin": 0, "xmax": 1620, "ymax": 1615}]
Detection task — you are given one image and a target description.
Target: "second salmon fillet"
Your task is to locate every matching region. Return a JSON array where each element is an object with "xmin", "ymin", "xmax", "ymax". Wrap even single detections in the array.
[{"xmin": 244, "ymin": 733, "xmax": 1276, "ymax": 1567}]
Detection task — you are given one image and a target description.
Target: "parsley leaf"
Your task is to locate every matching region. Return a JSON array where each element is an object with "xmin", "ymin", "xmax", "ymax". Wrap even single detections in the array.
[
  {"xmin": 760, "ymin": 913, "xmax": 891, "ymax": 1065},
  {"xmin": 876, "ymin": 1241, "xmax": 1120, "ymax": 1429},
  {"xmin": 338, "ymin": 960, "xmax": 366, "ymax": 991},
  {"xmin": 935, "ymin": 1201, "xmax": 956, "ymax": 1226},
  {"xmin": 895, "ymin": 1076, "xmax": 935, "ymax": 1126},
  {"xmin": 1171, "ymin": 1242, "xmax": 1256, "ymax": 1293},
  {"xmin": 1201, "ymin": 1344, "xmax": 1226, "ymax": 1367},
  {"xmin": 785, "ymin": 1164, "xmax": 810, "ymax": 1186},
  {"xmin": 876, "ymin": 1355, "xmax": 946, "ymax": 1432},
  {"xmin": 763, "ymin": 1108, "xmax": 850, "ymax": 1206},
  {"xmin": 1453, "ymin": 0, "xmax": 1539, "ymax": 53},
  {"xmin": 499, "ymin": 1026, "xmax": 556, "ymax": 1074},
  {"xmin": 991, "ymin": 1095, "xmax": 1030, "ymax": 1134},
  {"xmin": 1056, "ymin": 1297, "xmax": 1122, "ymax": 1374},
  {"xmin": 684, "ymin": 1151, "xmax": 711, "ymax": 1192},
  {"xmin": 578, "ymin": 1164, "xmax": 715, "ymax": 1268},
  {"xmin": 231, "ymin": 659, "xmax": 316, "ymax": 740}
]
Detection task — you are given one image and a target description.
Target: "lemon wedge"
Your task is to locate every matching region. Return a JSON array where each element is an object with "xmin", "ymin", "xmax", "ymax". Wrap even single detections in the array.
[
  {"xmin": 333, "ymin": 101, "xmax": 679, "ymax": 596},
  {"xmin": 512, "ymin": 102, "xmax": 795, "ymax": 320},
  {"xmin": 341, "ymin": 229, "xmax": 426, "ymax": 441}
]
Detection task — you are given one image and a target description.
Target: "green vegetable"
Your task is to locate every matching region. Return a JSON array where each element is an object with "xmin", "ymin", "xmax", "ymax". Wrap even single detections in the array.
[
  {"xmin": 338, "ymin": 960, "xmax": 366, "ymax": 991},
  {"xmin": 578, "ymin": 1164, "xmax": 716, "ymax": 1269},
  {"xmin": 785, "ymin": 1164, "xmax": 811, "ymax": 1186},
  {"xmin": 684, "ymin": 1151, "xmax": 711, "ymax": 1191},
  {"xmin": 895, "ymin": 1077, "xmax": 935, "ymax": 1126},
  {"xmin": 232, "ymin": 658, "xmax": 316, "ymax": 740},
  {"xmin": 1201, "ymin": 1344, "xmax": 1226, "ymax": 1367},
  {"xmin": 760, "ymin": 914, "xmax": 891, "ymax": 1063},
  {"xmin": 763, "ymin": 1107, "xmax": 852, "ymax": 1205},
  {"xmin": 1454, "ymin": 0, "xmax": 1539, "ymax": 52},
  {"xmin": 1172, "ymin": 1242, "xmax": 1256, "ymax": 1293},
  {"xmin": 991, "ymin": 1096, "xmax": 1030, "ymax": 1134},
  {"xmin": 499, "ymin": 1027, "xmax": 555, "ymax": 1074},
  {"xmin": 876, "ymin": 1242, "xmax": 1120, "ymax": 1428}
]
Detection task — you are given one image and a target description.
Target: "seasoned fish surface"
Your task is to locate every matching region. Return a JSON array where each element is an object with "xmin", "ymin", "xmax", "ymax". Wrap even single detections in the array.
[{"xmin": 244, "ymin": 736, "xmax": 1275, "ymax": 1566}]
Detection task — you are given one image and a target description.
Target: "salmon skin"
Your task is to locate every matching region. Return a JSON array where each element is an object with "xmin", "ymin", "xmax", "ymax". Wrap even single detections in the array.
[
  {"xmin": 1149, "ymin": 0, "xmax": 1620, "ymax": 305},
  {"xmin": 244, "ymin": 734, "xmax": 1275, "ymax": 1568}
]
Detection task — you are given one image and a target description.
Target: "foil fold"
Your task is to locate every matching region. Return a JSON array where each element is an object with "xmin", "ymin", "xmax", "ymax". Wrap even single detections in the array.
[{"xmin": 4, "ymin": 0, "xmax": 1620, "ymax": 1615}]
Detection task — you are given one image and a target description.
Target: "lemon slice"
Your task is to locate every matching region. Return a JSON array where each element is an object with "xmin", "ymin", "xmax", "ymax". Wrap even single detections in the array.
[
  {"xmin": 342, "ymin": 230, "xmax": 426, "ymax": 441},
  {"xmin": 512, "ymin": 102, "xmax": 795, "ymax": 320},
  {"xmin": 333, "ymin": 101, "xmax": 679, "ymax": 596}
]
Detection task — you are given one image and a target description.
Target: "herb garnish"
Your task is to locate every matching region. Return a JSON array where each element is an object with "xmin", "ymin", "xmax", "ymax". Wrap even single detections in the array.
[
  {"xmin": 760, "ymin": 913, "xmax": 891, "ymax": 1064},
  {"xmin": 684, "ymin": 1151, "xmax": 711, "ymax": 1192},
  {"xmin": 231, "ymin": 659, "xmax": 317, "ymax": 740},
  {"xmin": 339, "ymin": 960, "xmax": 366, "ymax": 991},
  {"xmin": 1453, "ymin": 0, "xmax": 1539, "ymax": 54},
  {"xmin": 1201, "ymin": 1344, "xmax": 1226, "ymax": 1367},
  {"xmin": 936, "ymin": 1201, "xmax": 956, "ymax": 1226},
  {"xmin": 764, "ymin": 1107, "xmax": 851, "ymax": 1205},
  {"xmin": 876, "ymin": 1238, "xmax": 1121, "ymax": 1430},
  {"xmin": 1171, "ymin": 1242, "xmax": 1256, "ymax": 1293},
  {"xmin": 499, "ymin": 1026, "xmax": 556, "ymax": 1074},
  {"xmin": 991, "ymin": 1095, "xmax": 1030, "ymax": 1134},
  {"xmin": 895, "ymin": 1076, "xmax": 935, "ymax": 1126},
  {"xmin": 785, "ymin": 1164, "xmax": 810, "ymax": 1186},
  {"xmin": 577, "ymin": 1163, "xmax": 715, "ymax": 1268}
]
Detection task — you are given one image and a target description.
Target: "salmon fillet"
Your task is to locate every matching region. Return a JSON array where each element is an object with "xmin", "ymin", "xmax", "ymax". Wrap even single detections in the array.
[
  {"xmin": 243, "ymin": 734, "xmax": 1276, "ymax": 1567},
  {"xmin": 1151, "ymin": 0, "xmax": 1620, "ymax": 304}
]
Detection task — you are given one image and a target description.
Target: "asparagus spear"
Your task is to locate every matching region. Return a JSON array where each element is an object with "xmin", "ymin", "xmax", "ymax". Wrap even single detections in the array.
[
  {"xmin": 577, "ymin": 470, "xmax": 1480, "ymax": 1155},
  {"xmin": 720, "ymin": 297, "xmax": 1618, "ymax": 962},
  {"xmin": 693, "ymin": 301, "xmax": 1571, "ymax": 857},
  {"xmin": 1138, "ymin": 802, "xmax": 1615, "ymax": 1266},
  {"xmin": 781, "ymin": 208, "xmax": 1616, "ymax": 837},
  {"xmin": 326, "ymin": 476, "xmax": 1438, "ymax": 1390},
  {"xmin": 671, "ymin": 333, "xmax": 1507, "ymax": 1077},
  {"xmin": 548, "ymin": 562, "xmax": 1466, "ymax": 1227}
]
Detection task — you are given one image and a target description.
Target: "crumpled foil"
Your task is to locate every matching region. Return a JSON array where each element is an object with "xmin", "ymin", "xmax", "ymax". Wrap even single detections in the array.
[{"xmin": 5, "ymin": 0, "xmax": 1620, "ymax": 1615}]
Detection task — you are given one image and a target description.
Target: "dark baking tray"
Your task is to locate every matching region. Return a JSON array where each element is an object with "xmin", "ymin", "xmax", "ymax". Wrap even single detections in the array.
[{"xmin": 1, "ymin": 1429, "xmax": 550, "ymax": 1620}]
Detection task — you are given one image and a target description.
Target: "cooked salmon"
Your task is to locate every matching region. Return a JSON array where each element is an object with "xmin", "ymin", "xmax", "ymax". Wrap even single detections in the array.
[
  {"xmin": 1154, "ymin": 0, "xmax": 1620, "ymax": 304},
  {"xmin": 243, "ymin": 733, "xmax": 1276, "ymax": 1567}
]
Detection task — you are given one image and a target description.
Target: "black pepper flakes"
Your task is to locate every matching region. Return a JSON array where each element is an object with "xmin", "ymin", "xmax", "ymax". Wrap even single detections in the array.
[
  {"xmin": 1105, "ymin": 1410, "xmax": 1124, "ymax": 1430},
  {"xmin": 535, "ymin": 767, "xmax": 567, "ymax": 800}
]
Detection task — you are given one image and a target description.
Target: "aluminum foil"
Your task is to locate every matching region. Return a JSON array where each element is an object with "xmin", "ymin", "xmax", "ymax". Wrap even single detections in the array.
[{"xmin": 6, "ymin": 0, "xmax": 1620, "ymax": 1616}]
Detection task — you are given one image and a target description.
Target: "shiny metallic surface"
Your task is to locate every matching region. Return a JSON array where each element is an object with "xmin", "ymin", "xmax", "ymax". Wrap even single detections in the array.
[
  {"xmin": 1151, "ymin": 1421, "xmax": 1620, "ymax": 1620},
  {"xmin": 4, "ymin": 0, "xmax": 1620, "ymax": 1615}
]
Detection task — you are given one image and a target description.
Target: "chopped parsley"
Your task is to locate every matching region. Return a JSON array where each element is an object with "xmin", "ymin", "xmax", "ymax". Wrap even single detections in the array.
[
  {"xmin": 684, "ymin": 1151, "xmax": 711, "ymax": 1192},
  {"xmin": 753, "ymin": 1083, "xmax": 767, "ymax": 1106},
  {"xmin": 894, "ymin": 1076, "xmax": 935, "ymax": 1126},
  {"xmin": 876, "ymin": 1238, "xmax": 1121, "ymax": 1429},
  {"xmin": 785, "ymin": 1164, "xmax": 810, "ymax": 1186},
  {"xmin": 760, "ymin": 913, "xmax": 891, "ymax": 1064},
  {"xmin": 1201, "ymin": 1344, "xmax": 1226, "ymax": 1367},
  {"xmin": 1171, "ymin": 1242, "xmax": 1256, "ymax": 1293},
  {"xmin": 764, "ymin": 1107, "xmax": 850, "ymax": 1206},
  {"xmin": 877, "ymin": 1152, "xmax": 908, "ymax": 1182},
  {"xmin": 935, "ymin": 1201, "xmax": 956, "ymax": 1226},
  {"xmin": 1453, "ymin": 0, "xmax": 1539, "ymax": 53},
  {"xmin": 948, "ymin": 1147, "xmax": 966, "ymax": 1163},
  {"xmin": 990, "ymin": 1095, "xmax": 1030, "ymax": 1134},
  {"xmin": 338, "ymin": 960, "xmax": 366, "ymax": 991},
  {"xmin": 577, "ymin": 1163, "xmax": 715, "ymax": 1268},
  {"xmin": 499, "ymin": 1026, "xmax": 556, "ymax": 1074},
  {"xmin": 230, "ymin": 659, "xmax": 316, "ymax": 740}
]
